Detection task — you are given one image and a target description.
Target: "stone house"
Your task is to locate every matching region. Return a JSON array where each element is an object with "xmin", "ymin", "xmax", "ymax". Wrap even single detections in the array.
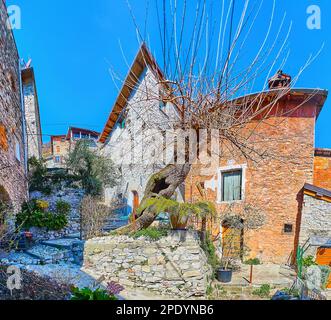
[
  {"xmin": 21, "ymin": 66, "xmax": 43, "ymax": 160},
  {"xmin": 99, "ymin": 43, "xmax": 181, "ymax": 215},
  {"xmin": 45, "ymin": 127, "xmax": 99, "ymax": 168},
  {"xmin": 185, "ymin": 89, "xmax": 329, "ymax": 264},
  {"xmin": 98, "ymin": 44, "xmax": 330, "ymax": 265},
  {"xmin": 0, "ymin": 1, "xmax": 28, "ymax": 218}
]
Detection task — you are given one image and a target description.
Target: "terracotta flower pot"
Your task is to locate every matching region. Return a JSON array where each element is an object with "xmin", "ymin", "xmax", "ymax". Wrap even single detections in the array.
[{"xmin": 169, "ymin": 213, "xmax": 189, "ymax": 230}]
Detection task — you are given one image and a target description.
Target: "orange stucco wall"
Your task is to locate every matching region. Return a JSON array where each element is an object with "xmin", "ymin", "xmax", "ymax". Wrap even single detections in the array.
[
  {"xmin": 314, "ymin": 156, "xmax": 331, "ymax": 191},
  {"xmin": 185, "ymin": 101, "xmax": 318, "ymax": 264}
]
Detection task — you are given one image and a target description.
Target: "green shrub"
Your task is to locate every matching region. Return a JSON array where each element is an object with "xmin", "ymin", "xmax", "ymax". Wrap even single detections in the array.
[
  {"xmin": 71, "ymin": 287, "xmax": 117, "ymax": 301},
  {"xmin": 56, "ymin": 200, "xmax": 71, "ymax": 215},
  {"xmin": 131, "ymin": 227, "xmax": 168, "ymax": 241},
  {"xmin": 201, "ymin": 233, "xmax": 219, "ymax": 277},
  {"xmin": 252, "ymin": 284, "xmax": 271, "ymax": 298},
  {"xmin": 16, "ymin": 200, "xmax": 68, "ymax": 231},
  {"xmin": 28, "ymin": 157, "xmax": 52, "ymax": 195},
  {"xmin": 67, "ymin": 140, "xmax": 118, "ymax": 196},
  {"xmin": 280, "ymin": 287, "xmax": 300, "ymax": 298},
  {"xmin": 45, "ymin": 212, "xmax": 68, "ymax": 231},
  {"xmin": 302, "ymin": 255, "xmax": 317, "ymax": 268},
  {"xmin": 206, "ymin": 285, "xmax": 213, "ymax": 296},
  {"xmin": 245, "ymin": 258, "xmax": 261, "ymax": 265}
]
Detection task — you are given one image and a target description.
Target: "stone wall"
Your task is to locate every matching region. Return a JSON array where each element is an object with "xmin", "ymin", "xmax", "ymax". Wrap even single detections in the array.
[
  {"xmin": 82, "ymin": 231, "xmax": 212, "ymax": 298},
  {"xmin": 0, "ymin": 0, "xmax": 28, "ymax": 215},
  {"xmin": 299, "ymin": 194, "xmax": 331, "ymax": 255}
]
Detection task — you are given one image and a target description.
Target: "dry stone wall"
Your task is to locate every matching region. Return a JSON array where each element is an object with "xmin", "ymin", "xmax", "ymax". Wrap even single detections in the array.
[{"xmin": 83, "ymin": 231, "xmax": 212, "ymax": 298}]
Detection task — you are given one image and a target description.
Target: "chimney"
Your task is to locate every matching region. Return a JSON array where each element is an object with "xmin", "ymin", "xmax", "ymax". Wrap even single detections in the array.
[{"xmin": 268, "ymin": 70, "xmax": 291, "ymax": 90}]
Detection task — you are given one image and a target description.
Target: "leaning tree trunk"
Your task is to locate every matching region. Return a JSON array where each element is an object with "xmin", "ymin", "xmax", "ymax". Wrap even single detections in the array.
[{"xmin": 113, "ymin": 164, "xmax": 191, "ymax": 235}]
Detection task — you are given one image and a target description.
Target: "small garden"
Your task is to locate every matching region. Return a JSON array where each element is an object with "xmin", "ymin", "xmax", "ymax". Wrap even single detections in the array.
[{"xmin": 16, "ymin": 199, "xmax": 71, "ymax": 232}]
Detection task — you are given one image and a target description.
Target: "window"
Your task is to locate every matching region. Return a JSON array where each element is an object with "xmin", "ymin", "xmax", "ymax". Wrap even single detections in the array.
[
  {"xmin": 54, "ymin": 156, "xmax": 61, "ymax": 163},
  {"xmin": 15, "ymin": 139, "xmax": 21, "ymax": 162},
  {"xmin": 284, "ymin": 224, "xmax": 293, "ymax": 234},
  {"xmin": 218, "ymin": 164, "xmax": 246, "ymax": 203},
  {"xmin": 221, "ymin": 170, "xmax": 243, "ymax": 202},
  {"xmin": 56, "ymin": 146, "xmax": 60, "ymax": 153}
]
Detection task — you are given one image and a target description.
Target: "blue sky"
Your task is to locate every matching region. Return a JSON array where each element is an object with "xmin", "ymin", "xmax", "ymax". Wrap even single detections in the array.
[{"xmin": 7, "ymin": 0, "xmax": 331, "ymax": 147}]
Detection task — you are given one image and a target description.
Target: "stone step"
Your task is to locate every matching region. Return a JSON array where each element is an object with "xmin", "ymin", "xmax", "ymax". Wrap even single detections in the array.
[
  {"xmin": 0, "ymin": 252, "xmax": 41, "ymax": 266},
  {"xmin": 41, "ymin": 238, "xmax": 83, "ymax": 250},
  {"xmin": 64, "ymin": 233, "xmax": 81, "ymax": 240},
  {"xmin": 26, "ymin": 244, "xmax": 73, "ymax": 264},
  {"xmin": 40, "ymin": 238, "xmax": 84, "ymax": 265},
  {"xmin": 103, "ymin": 219, "xmax": 128, "ymax": 232}
]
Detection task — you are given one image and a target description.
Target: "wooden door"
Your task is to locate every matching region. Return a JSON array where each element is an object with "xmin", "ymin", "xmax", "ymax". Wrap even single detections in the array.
[
  {"xmin": 222, "ymin": 225, "xmax": 242, "ymax": 260},
  {"xmin": 132, "ymin": 191, "xmax": 139, "ymax": 214}
]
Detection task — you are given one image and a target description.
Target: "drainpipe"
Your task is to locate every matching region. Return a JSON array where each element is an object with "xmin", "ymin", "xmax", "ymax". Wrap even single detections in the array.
[{"xmin": 18, "ymin": 63, "xmax": 28, "ymax": 180}]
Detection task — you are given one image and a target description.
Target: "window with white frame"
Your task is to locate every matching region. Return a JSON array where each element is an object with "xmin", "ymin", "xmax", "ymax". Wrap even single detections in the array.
[{"xmin": 218, "ymin": 165, "xmax": 246, "ymax": 203}]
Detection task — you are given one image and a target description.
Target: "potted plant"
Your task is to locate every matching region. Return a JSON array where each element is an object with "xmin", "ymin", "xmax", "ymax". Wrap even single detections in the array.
[
  {"xmin": 217, "ymin": 217, "xmax": 243, "ymax": 283},
  {"xmin": 217, "ymin": 204, "xmax": 266, "ymax": 283},
  {"xmin": 169, "ymin": 203, "xmax": 192, "ymax": 230},
  {"xmin": 24, "ymin": 231, "xmax": 34, "ymax": 249},
  {"xmin": 169, "ymin": 213, "xmax": 189, "ymax": 230},
  {"xmin": 217, "ymin": 252, "xmax": 234, "ymax": 283},
  {"xmin": 169, "ymin": 202, "xmax": 215, "ymax": 230}
]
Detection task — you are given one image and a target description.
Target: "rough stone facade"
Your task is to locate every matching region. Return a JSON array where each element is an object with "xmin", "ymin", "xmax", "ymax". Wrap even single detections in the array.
[
  {"xmin": 101, "ymin": 64, "xmax": 182, "ymax": 214},
  {"xmin": 0, "ymin": 1, "xmax": 28, "ymax": 215},
  {"xmin": 299, "ymin": 194, "xmax": 331, "ymax": 253},
  {"xmin": 83, "ymin": 231, "xmax": 212, "ymax": 298},
  {"xmin": 314, "ymin": 151, "xmax": 331, "ymax": 191},
  {"xmin": 22, "ymin": 67, "xmax": 42, "ymax": 160},
  {"xmin": 185, "ymin": 95, "xmax": 325, "ymax": 264}
]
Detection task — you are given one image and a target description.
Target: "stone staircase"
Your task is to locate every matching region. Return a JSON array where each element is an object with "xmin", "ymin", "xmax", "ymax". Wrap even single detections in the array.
[{"xmin": 0, "ymin": 235, "xmax": 84, "ymax": 267}]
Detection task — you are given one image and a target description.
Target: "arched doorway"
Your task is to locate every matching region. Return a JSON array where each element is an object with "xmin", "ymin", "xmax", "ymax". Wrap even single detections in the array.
[{"xmin": 221, "ymin": 218, "xmax": 244, "ymax": 261}]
